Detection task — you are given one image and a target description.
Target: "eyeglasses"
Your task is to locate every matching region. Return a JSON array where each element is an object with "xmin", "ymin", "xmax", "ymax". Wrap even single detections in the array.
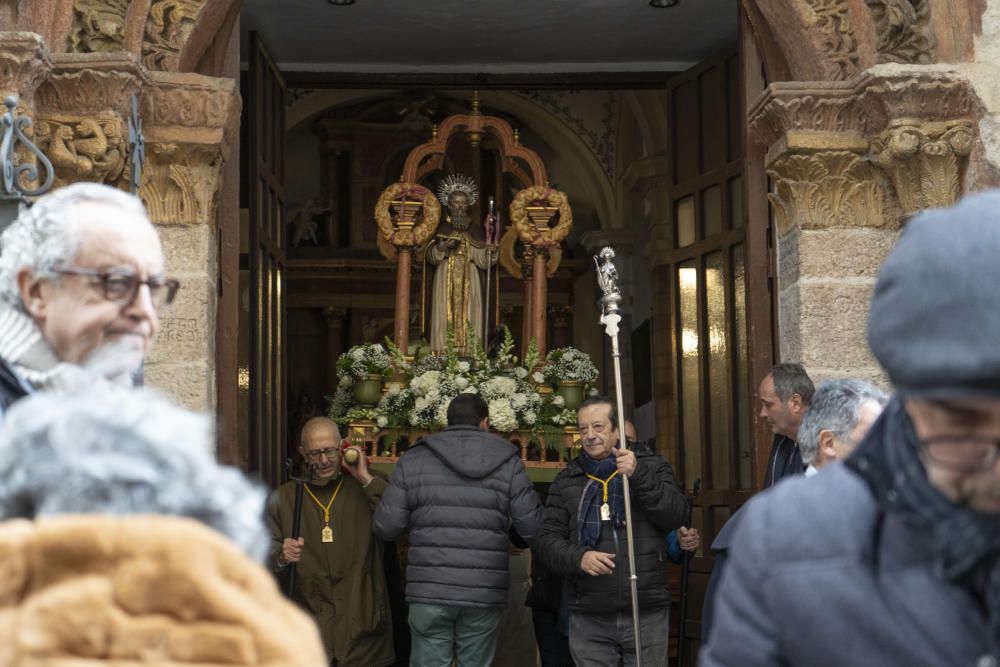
[
  {"xmin": 303, "ymin": 447, "xmax": 339, "ymax": 462},
  {"xmin": 54, "ymin": 266, "xmax": 180, "ymax": 308},
  {"xmin": 917, "ymin": 435, "xmax": 1000, "ymax": 473}
]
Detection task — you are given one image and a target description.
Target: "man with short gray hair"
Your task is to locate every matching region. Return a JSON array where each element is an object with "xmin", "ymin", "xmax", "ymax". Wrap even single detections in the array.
[
  {"xmin": 758, "ymin": 363, "xmax": 814, "ymax": 488},
  {"xmin": 798, "ymin": 379, "xmax": 888, "ymax": 474},
  {"xmin": 0, "ymin": 183, "xmax": 177, "ymax": 418}
]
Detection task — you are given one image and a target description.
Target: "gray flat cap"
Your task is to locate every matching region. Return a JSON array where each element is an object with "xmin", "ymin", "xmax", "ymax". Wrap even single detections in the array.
[{"xmin": 868, "ymin": 190, "xmax": 1000, "ymax": 398}]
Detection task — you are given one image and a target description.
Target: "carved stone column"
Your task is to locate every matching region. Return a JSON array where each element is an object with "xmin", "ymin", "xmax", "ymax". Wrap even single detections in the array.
[
  {"xmin": 0, "ymin": 32, "xmax": 51, "ymax": 105},
  {"xmin": 140, "ymin": 70, "xmax": 239, "ymax": 411},
  {"xmin": 858, "ymin": 73, "xmax": 977, "ymax": 221},
  {"xmin": 750, "ymin": 82, "xmax": 894, "ymax": 384}
]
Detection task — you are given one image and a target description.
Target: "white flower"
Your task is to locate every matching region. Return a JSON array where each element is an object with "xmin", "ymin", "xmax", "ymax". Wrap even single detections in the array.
[
  {"xmin": 455, "ymin": 376, "xmax": 469, "ymax": 389},
  {"xmin": 339, "ymin": 375, "xmax": 353, "ymax": 387},
  {"xmin": 427, "ymin": 388, "xmax": 440, "ymax": 402},
  {"xmin": 514, "ymin": 367, "xmax": 528, "ymax": 379},
  {"xmin": 436, "ymin": 401, "xmax": 449, "ymax": 425},
  {"xmin": 457, "ymin": 361, "xmax": 470, "ymax": 372},
  {"xmin": 511, "ymin": 393, "xmax": 528, "ymax": 409},
  {"xmin": 409, "ymin": 413, "xmax": 420, "ymax": 426},
  {"xmin": 532, "ymin": 371, "xmax": 545, "ymax": 384},
  {"xmin": 377, "ymin": 416, "xmax": 388, "ymax": 427},
  {"xmin": 552, "ymin": 395, "xmax": 565, "ymax": 407},
  {"xmin": 462, "ymin": 386, "xmax": 478, "ymax": 394},
  {"xmin": 351, "ymin": 348, "xmax": 364, "ymax": 361},
  {"xmin": 415, "ymin": 397, "xmax": 429, "ymax": 410},
  {"xmin": 387, "ymin": 383, "xmax": 400, "ymax": 396},
  {"xmin": 523, "ymin": 410, "xmax": 537, "ymax": 425},
  {"xmin": 588, "ymin": 387, "xmax": 599, "ymax": 397},
  {"xmin": 488, "ymin": 398, "xmax": 518, "ymax": 432}
]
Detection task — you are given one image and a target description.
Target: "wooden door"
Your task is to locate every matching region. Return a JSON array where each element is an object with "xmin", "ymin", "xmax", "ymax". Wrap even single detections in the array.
[
  {"xmin": 664, "ymin": 46, "xmax": 757, "ymax": 664},
  {"xmin": 247, "ymin": 32, "xmax": 287, "ymax": 488}
]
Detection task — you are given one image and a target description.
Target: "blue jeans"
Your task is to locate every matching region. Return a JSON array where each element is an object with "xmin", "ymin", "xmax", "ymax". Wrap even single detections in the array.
[
  {"xmin": 569, "ymin": 607, "xmax": 669, "ymax": 667},
  {"xmin": 408, "ymin": 603, "xmax": 503, "ymax": 667}
]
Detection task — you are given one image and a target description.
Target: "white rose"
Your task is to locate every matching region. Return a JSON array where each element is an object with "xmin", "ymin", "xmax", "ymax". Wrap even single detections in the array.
[
  {"xmin": 511, "ymin": 393, "xmax": 527, "ymax": 409},
  {"xmin": 462, "ymin": 386, "xmax": 478, "ymax": 394},
  {"xmin": 532, "ymin": 372, "xmax": 545, "ymax": 384},
  {"xmin": 514, "ymin": 367, "xmax": 528, "ymax": 379},
  {"xmin": 458, "ymin": 361, "xmax": 470, "ymax": 372},
  {"xmin": 351, "ymin": 348, "xmax": 364, "ymax": 361},
  {"xmin": 377, "ymin": 416, "xmax": 388, "ymax": 427},
  {"xmin": 552, "ymin": 395, "xmax": 565, "ymax": 407},
  {"xmin": 524, "ymin": 411, "xmax": 537, "ymax": 425},
  {"xmin": 455, "ymin": 376, "xmax": 469, "ymax": 389},
  {"xmin": 415, "ymin": 397, "xmax": 428, "ymax": 410}
]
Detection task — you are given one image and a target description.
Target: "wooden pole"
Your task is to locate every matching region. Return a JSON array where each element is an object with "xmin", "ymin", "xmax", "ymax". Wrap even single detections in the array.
[
  {"xmin": 394, "ymin": 247, "xmax": 412, "ymax": 354},
  {"xmin": 532, "ymin": 250, "xmax": 547, "ymax": 358}
]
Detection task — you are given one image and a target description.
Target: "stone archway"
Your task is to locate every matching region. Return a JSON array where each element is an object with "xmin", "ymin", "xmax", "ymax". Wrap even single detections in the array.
[
  {"xmin": 0, "ymin": 1, "xmax": 242, "ymax": 444},
  {"xmin": 741, "ymin": 0, "xmax": 998, "ymax": 385}
]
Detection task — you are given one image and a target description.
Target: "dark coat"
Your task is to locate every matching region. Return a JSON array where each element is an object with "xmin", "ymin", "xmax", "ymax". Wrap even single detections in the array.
[
  {"xmin": 700, "ymin": 464, "xmax": 998, "ymax": 666},
  {"xmin": 267, "ymin": 474, "xmax": 395, "ymax": 667},
  {"xmin": 535, "ymin": 445, "xmax": 688, "ymax": 614},
  {"xmin": 0, "ymin": 357, "xmax": 29, "ymax": 423},
  {"xmin": 372, "ymin": 425, "xmax": 543, "ymax": 608},
  {"xmin": 762, "ymin": 434, "xmax": 803, "ymax": 488}
]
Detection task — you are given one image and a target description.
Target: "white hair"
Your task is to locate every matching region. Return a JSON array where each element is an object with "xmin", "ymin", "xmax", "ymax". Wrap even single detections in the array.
[
  {"xmin": 0, "ymin": 183, "xmax": 152, "ymax": 306},
  {"xmin": 0, "ymin": 388, "xmax": 269, "ymax": 561},
  {"xmin": 798, "ymin": 379, "xmax": 888, "ymax": 465}
]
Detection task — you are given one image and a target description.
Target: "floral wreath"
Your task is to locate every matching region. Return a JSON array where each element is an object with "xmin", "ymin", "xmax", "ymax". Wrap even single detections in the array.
[
  {"xmin": 375, "ymin": 181, "xmax": 441, "ymax": 248},
  {"xmin": 509, "ymin": 185, "xmax": 573, "ymax": 248}
]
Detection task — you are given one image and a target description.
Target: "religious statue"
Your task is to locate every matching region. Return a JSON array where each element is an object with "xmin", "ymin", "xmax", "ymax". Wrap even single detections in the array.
[
  {"xmin": 287, "ymin": 199, "xmax": 328, "ymax": 247},
  {"xmin": 427, "ymin": 174, "xmax": 496, "ymax": 353}
]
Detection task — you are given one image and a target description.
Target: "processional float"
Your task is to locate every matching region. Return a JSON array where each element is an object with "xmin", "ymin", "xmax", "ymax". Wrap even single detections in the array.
[{"xmin": 373, "ymin": 94, "xmax": 572, "ymax": 360}]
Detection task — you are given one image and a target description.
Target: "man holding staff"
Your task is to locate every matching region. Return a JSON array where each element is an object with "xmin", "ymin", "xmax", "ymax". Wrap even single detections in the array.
[
  {"xmin": 536, "ymin": 396, "xmax": 688, "ymax": 666},
  {"xmin": 266, "ymin": 416, "xmax": 395, "ymax": 667}
]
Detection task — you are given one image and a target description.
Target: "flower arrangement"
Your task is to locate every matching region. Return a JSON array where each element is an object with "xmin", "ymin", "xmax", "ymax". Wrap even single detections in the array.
[
  {"xmin": 328, "ymin": 327, "xmax": 598, "ymax": 433},
  {"xmin": 544, "ymin": 346, "xmax": 599, "ymax": 385},
  {"xmin": 336, "ymin": 342, "xmax": 394, "ymax": 380}
]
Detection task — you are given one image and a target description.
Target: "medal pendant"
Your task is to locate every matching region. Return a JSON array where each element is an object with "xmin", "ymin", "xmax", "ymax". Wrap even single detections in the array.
[
  {"xmin": 322, "ymin": 525, "xmax": 333, "ymax": 543},
  {"xmin": 600, "ymin": 503, "xmax": 611, "ymax": 521}
]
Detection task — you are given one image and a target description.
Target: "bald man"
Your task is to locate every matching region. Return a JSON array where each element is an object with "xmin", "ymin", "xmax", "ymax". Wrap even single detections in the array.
[{"xmin": 266, "ymin": 417, "xmax": 395, "ymax": 667}]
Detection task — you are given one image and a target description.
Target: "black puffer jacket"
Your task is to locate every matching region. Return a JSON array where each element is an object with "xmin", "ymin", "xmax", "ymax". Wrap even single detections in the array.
[
  {"xmin": 373, "ymin": 425, "xmax": 543, "ymax": 608},
  {"xmin": 535, "ymin": 444, "xmax": 688, "ymax": 613}
]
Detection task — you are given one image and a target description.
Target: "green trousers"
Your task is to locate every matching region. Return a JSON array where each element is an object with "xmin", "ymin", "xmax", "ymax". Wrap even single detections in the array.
[{"xmin": 408, "ymin": 603, "xmax": 503, "ymax": 667}]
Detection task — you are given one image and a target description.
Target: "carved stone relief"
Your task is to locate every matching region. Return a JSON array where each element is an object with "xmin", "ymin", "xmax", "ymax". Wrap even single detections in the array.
[
  {"xmin": 33, "ymin": 112, "xmax": 126, "ymax": 186},
  {"xmin": 140, "ymin": 141, "xmax": 223, "ymax": 225},
  {"xmin": 67, "ymin": 0, "xmax": 131, "ymax": 53},
  {"xmin": 767, "ymin": 151, "xmax": 886, "ymax": 236},
  {"xmin": 0, "ymin": 32, "xmax": 51, "ymax": 102},
  {"xmin": 803, "ymin": 0, "xmax": 860, "ymax": 81},
  {"xmin": 35, "ymin": 62, "xmax": 143, "ymax": 116},
  {"xmin": 870, "ymin": 120, "xmax": 974, "ymax": 216},
  {"xmin": 863, "ymin": 0, "xmax": 935, "ymax": 64},
  {"xmin": 748, "ymin": 83, "xmax": 861, "ymax": 147},
  {"xmin": 142, "ymin": 0, "xmax": 207, "ymax": 71}
]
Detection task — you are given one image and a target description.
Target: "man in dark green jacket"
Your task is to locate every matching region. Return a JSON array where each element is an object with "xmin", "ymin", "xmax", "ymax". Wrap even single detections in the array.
[
  {"xmin": 267, "ymin": 417, "xmax": 394, "ymax": 667},
  {"xmin": 535, "ymin": 396, "xmax": 688, "ymax": 667}
]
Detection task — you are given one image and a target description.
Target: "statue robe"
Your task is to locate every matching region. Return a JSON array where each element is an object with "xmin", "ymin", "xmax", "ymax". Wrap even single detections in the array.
[{"xmin": 427, "ymin": 231, "xmax": 493, "ymax": 353}]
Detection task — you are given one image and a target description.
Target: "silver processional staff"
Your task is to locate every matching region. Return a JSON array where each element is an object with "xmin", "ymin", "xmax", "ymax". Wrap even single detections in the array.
[{"xmin": 594, "ymin": 246, "xmax": 643, "ymax": 665}]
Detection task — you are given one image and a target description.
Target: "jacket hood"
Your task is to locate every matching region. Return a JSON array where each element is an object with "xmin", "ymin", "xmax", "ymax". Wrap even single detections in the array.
[{"xmin": 420, "ymin": 425, "xmax": 519, "ymax": 479}]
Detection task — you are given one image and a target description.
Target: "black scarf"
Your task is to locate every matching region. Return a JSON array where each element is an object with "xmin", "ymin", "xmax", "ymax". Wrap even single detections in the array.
[{"xmin": 847, "ymin": 397, "xmax": 1000, "ymax": 645}]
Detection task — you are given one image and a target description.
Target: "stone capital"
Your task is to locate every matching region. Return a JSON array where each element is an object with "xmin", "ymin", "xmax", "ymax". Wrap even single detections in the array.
[
  {"xmin": 35, "ymin": 53, "xmax": 147, "ymax": 117},
  {"xmin": 857, "ymin": 73, "xmax": 978, "ymax": 217},
  {"xmin": 140, "ymin": 71, "xmax": 239, "ymax": 226},
  {"xmin": 0, "ymin": 32, "xmax": 52, "ymax": 104},
  {"xmin": 748, "ymin": 82, "xmax": 866, "ymax": 155}
]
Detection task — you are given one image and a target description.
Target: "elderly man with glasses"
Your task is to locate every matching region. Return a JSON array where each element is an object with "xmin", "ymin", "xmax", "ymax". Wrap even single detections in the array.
[
  {"xmin": 0, "ymin": 182, "xmax": 177, "ymax": 417},
  {"xmin": 702, "ymin": 191, "xmax": 1000, "ymax": 667},
  {"xmin": 267, "ymin": 416, "xmax": 395, "ymax": 667}
]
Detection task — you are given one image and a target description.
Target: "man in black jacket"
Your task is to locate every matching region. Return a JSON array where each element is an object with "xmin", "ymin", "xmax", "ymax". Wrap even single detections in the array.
[
  {"xmin": 373, "ymin": 393, "xmax": 542, "ymax": 667},
  {"xmin": 535, "ymin": 396, "xmax": 688, "ymax": 667},
  {"xmin": 759, "ymin": 363, "xmax": 814, "ymax": 488}
]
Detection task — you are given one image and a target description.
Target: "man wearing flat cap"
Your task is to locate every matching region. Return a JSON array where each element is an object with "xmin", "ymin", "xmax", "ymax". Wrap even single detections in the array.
[{"xmin": 701, "ymin": 191, "xmax": 1000, "ymax": 667}]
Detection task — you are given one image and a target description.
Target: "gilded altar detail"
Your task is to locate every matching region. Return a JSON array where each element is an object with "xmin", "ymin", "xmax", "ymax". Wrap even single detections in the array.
[
  {"xmin": 67, "ymin": 0, "xmax": 132, "ymax": 53},
  {"xmin": 142, "ymin": 0, "xmax": 208, "ymax": 71}
]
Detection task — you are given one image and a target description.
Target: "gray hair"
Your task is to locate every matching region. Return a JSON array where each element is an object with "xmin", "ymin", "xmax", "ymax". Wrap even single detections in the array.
[
  {"xmin": 0, "ymin": 388, "xmax": 269, "ymax": 561},
  {"xmin": 771, "ymin": 362, "xmax": 815, "ymax": 405},
  {"xmin": 798, "ymin": 379, "xmax": 888, "ymax": 465},
  {"xmin": 0, "ymin": 183, "xmax": 151, "ymax": 305}
]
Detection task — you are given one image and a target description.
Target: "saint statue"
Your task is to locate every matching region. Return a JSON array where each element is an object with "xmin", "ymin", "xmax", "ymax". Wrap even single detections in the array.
[{"xmin": 427, "ymin": 174, "xmax": 496, "ymax": 353}]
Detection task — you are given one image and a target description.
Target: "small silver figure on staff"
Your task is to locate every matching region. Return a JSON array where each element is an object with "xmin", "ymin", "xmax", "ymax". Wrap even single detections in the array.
[
  {"xmin": 483, "ymin": 196, "xmax": 499, "ymax": 351},
  {"xmin": 594, "ymin": 246, "xmax": 644, "ymax": 666}
]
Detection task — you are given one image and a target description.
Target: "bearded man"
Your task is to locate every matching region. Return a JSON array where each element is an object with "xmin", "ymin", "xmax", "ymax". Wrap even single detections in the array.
[{"xmin": 426, "ymin": 173, "xmax": 495, "ymax": 353}]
